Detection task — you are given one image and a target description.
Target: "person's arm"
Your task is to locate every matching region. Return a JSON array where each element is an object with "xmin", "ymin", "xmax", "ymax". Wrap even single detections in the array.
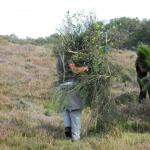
[{"xmin": 68, "ymin": 63, "xmax": 88, "ymax": 74}]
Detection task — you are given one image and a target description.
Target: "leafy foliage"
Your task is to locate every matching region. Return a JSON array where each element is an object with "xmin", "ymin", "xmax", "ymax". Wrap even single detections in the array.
[
  {"xmin": 105, "ymin": 17, "xmax": 150, "ymax": 49},
  {"xmin": 137, "ymin": 44, "xmax": 150, "ymax": 68},
  {"xmin": 1, "ymin": 16, "xmax": 150, "ymax": 50},
  {"xmin": 53, "ymin": 12, "xmax": 119, "ymax": 133}
]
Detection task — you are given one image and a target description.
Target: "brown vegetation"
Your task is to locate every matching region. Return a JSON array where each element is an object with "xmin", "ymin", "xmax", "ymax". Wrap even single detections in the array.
[{"xmin": 0, "ymin": 40, "xmax": 150, "ymax": 149}]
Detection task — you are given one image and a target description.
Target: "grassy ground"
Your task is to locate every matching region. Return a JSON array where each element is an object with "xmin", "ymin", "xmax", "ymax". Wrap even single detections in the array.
[{"xmin": 0, "ymin": 41, "xmax": 150, "ymax": 150}]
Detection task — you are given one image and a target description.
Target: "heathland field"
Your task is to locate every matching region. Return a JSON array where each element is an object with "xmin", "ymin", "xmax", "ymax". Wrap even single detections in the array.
[{"xmin": 0, "ymin": 40, "xmax": 150, "ymax": 150}]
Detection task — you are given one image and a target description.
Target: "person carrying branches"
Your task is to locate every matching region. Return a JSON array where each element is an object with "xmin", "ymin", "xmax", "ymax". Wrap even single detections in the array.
[
  {"xmin": 53, "ymin": 12, "xmax": 113, "ymax": 137},
  {"xmin": 56, "ymin": 51, "xmax": 88, "ymax": 141},
  {"xmin": 135, "ymin": 44, "xmax": 150, "ymax": 104}
]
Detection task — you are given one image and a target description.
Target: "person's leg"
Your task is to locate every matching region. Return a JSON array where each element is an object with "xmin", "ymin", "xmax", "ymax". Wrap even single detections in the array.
[
  {"xmin": 70, "ymin": 110, "xmax": 81, "ymax": 141},
  {"xmin": 139, "ymin": 88, "xmax": 147, "ymax": 103},
  {"xmin": 147, "ymin": 79, "xmax": 150, "ymax": 99},
  {"xmin": 63, "ymin": 110, "xmax": 72, "ymax": 138},
  {"xmin": 138, "ymin": 79, "xmax": 147, "ymax": 103},
  {"xmin": 148, "ymin": 88, "xmax": 150, "ymax": 99},
  {"xmin": 144, "ymin": 78, "xmax": 150, "ymax": 99}
]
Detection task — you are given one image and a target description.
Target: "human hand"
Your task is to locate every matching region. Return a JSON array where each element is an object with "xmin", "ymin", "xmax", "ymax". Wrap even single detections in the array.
[
  {"xmin": 69, "ymin": 63, "xmax": 88, "ymax": 74},
  {"xmin": 82, "ymin": 66, "xmax": 88, "ymax": 72}
]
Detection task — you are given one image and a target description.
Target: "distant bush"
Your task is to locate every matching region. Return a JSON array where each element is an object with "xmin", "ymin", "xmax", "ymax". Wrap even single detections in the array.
[{"xmin": 1, "ymin": 17, "xmax": 150, "ymax": 50}]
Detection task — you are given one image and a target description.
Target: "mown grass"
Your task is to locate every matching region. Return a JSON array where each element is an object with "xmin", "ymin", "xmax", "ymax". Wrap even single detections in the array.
[{"xmin": 0, "ymin": 41, "xmax": 150, "ymax": 149}]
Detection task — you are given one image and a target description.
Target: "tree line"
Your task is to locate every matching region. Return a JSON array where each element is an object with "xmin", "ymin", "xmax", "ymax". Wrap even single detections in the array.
[
  {"xmin": 105, "ymin": 17, "xmax": 150, "ymax": 50},
  {"xmin": 1, "ymin": 17, "xmax": 149, "ymax": 50}
]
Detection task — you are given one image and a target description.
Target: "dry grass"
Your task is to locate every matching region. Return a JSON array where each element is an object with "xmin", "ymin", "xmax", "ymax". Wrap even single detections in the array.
[
  {"xmin": 109, "ymin": 49, "xmax": 137, "ymax": 69},
  {"xmin": 0, "ymin": 42, "xmax": 58, "ymax": 148},
  {"xmin": 0, "ymin": 41, "xmax": 150, "ymax": 149}
]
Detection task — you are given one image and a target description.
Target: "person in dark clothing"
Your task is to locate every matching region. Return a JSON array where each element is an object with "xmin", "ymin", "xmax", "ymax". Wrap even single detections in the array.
[
  {"xmin": 56, "ymin": 53, "xmax": 88, "ymax": 141},
  {"xmin": 136, "ymin": 57, "xmax": 150, "ymax": 104}
]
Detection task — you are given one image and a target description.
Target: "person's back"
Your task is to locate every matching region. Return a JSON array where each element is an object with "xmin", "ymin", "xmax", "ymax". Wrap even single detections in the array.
[
  {"xmin": 56, "ymin": 54, "xmax": 82, "ymax": 110},
  {"xmin": 56, "ymin": 53, "xmax": 88, "ymax": 141}
]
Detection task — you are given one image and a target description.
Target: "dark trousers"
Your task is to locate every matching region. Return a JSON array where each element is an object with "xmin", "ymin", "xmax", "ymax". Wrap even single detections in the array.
[{"xmin": 138, "ymin": 78, "xmax": 150, "ymax": 103}]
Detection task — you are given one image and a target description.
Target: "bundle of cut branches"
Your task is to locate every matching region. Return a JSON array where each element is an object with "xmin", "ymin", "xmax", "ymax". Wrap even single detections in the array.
[
  {"xmin": 52, "ymin": 12, "xmax": 118, "ymax": 133},
  {"xmin": 137, "ymin": 44, "xmax": 150, "ymax": 70}
]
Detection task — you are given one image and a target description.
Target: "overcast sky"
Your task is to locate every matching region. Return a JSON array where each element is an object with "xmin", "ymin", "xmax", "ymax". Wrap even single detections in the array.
[{"xmin": 0, "ymin": 0, "xmax": 149, "ymax": 38}]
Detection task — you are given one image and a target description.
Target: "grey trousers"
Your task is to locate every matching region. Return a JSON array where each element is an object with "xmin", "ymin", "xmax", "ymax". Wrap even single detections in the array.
[{"xmin": 63, "ymin": 109, "xmax": 81, "ymax": 140}]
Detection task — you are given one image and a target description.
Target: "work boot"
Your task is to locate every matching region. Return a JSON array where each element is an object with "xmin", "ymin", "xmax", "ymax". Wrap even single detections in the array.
[{"xmin": 65, "ymin": 127, "xmax": 72, "ymax": 138}]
